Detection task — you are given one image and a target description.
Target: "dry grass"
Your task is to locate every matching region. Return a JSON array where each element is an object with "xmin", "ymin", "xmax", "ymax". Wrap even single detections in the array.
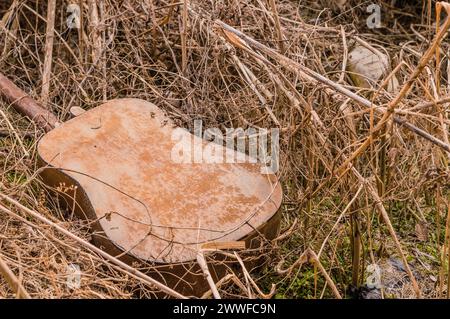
[{"xmin": 0, "ymin": 0, "xmax": 450, "ymax": 299}]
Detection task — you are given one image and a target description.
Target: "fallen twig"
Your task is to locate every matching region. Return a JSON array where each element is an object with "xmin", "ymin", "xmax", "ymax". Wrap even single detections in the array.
[
  {"xmin": 197, "ymin": 250, "xmax": 221, "ymax": 299},
  {"xmin": 40, "ymin": 0, "xmax": 56, "ymax": 107},
  {"xmin": 0, "ymin": 253, "xmax": 31, "ymax": 299}
]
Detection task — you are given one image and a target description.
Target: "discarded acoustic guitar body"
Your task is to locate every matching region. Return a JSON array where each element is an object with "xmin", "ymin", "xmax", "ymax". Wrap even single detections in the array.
[{"xmin": 0, "ymin": 73, "xmax": 282, "ymax": 297}]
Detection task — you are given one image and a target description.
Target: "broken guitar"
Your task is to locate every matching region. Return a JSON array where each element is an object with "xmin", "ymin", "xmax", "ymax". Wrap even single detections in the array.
[{"xmin": 0, "ymin": 73, "xmax": 283, "ymax": 296}]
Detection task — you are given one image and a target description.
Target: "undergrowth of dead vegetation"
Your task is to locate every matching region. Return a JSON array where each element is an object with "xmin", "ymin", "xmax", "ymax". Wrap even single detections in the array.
[{"xmin": 0, "ymin": 0, "xmax": 449, "ymax": 299}]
